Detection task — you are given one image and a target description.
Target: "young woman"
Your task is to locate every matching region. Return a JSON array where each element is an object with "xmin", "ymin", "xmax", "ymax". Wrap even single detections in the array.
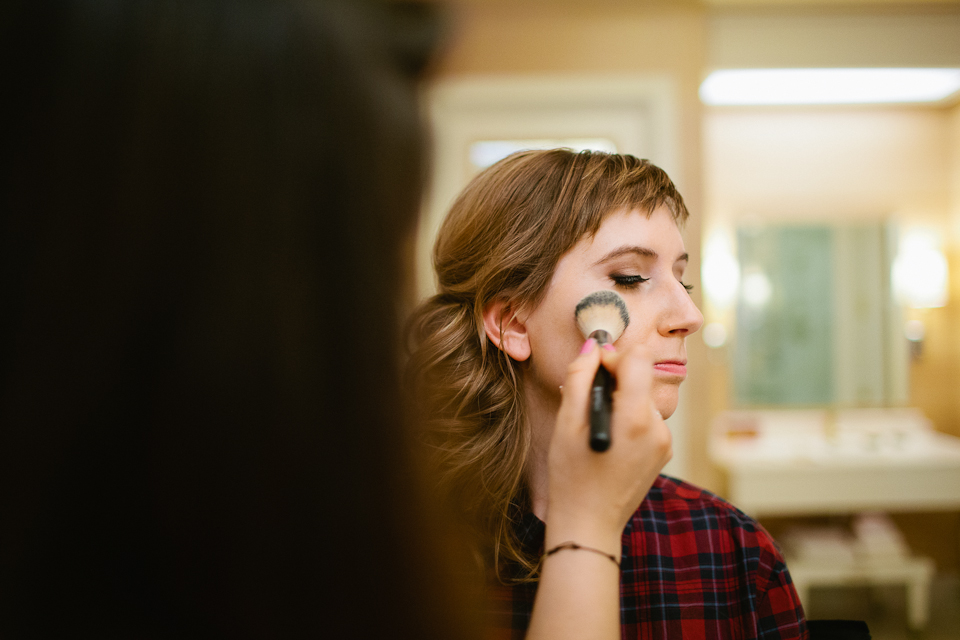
[{"xmin": 408, "ymin": 149, "xmax": 808, "ymax": 639}]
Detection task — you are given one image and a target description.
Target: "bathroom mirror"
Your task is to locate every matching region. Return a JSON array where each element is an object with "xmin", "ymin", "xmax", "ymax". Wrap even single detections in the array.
[{"xmin": 731, "ymin": 222, "xmax": 908, "ymax": 407}]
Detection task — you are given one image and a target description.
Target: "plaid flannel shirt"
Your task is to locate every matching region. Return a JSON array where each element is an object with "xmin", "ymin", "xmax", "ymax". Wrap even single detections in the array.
[{"xmin": 489, "ymin": 475, "xmax": 808, "ymax": 640}]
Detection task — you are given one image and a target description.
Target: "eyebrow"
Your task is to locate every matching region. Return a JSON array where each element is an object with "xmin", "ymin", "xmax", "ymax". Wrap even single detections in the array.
[{"xmin": 593, "ymin": 246, "xmax": 689, "ymax": 266}]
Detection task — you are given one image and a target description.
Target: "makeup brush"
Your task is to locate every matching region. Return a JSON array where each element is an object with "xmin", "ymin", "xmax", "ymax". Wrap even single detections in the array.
[{"xmin": 574, "ymin": 290, "xmax": 630, "ymax": 452}]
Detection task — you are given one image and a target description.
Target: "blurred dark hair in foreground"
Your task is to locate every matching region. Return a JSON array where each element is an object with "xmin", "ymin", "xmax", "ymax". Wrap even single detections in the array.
[{"xmin": 0, "ymin": 0, "xmax": 478, "ymax": 637}]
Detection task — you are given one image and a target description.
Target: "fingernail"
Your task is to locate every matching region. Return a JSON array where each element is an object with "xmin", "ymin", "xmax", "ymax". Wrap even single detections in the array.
[
  {"xmin": 580, "ymin": 338, "xmax": 597, "ymax": 354},
  {"xmin": 602, "ymin": 343, "xmax": 615, "ymax": 352}
]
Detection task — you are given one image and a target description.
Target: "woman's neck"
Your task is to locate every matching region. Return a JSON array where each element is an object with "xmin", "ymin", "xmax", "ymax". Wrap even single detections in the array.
[{"xmin": 523, "ymin": 385, "xmax": 561, "ymax": 522}]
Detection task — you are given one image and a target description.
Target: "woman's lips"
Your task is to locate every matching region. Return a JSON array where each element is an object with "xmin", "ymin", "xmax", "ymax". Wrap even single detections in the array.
[{"xmin": 653, "ymin": 361, "xmax": 687, "ymax": 377}]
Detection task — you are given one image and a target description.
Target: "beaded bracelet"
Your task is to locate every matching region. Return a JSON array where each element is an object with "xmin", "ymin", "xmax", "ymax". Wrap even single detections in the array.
[{"xmin": 541, "ymin": 541, "xmax": 620, "ymax": 567}]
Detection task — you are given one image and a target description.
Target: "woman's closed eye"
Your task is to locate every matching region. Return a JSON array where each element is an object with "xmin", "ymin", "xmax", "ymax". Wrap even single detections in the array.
[
  {"xmin": 611, "ymin": 272, "xmax": 694, "ymax": 293},
  {"xmin": 611, "ymin": 274, "xmax": 649, "ymax": 289}
]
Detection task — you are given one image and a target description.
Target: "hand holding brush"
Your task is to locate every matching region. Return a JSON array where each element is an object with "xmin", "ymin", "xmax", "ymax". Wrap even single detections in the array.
[{"xmin": 574, "ymin": 290, "xmax": 630, "ymax": 452}]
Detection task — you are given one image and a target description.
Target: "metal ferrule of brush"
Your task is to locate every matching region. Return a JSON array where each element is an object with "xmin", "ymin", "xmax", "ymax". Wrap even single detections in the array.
[{"xmin": 589, "ymin": 329, "xmax": 613, "ymax": 452}]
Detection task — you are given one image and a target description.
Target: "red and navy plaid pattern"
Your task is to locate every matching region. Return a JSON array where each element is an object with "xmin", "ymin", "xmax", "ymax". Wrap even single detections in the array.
[{"xmin": 489, "ymin": 475, "xmax": 808, "ymax": 639}]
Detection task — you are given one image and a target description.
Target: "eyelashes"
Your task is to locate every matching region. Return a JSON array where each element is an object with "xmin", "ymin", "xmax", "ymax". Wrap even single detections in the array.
[
  {"xmin": 611, "ymin": 274, "xmax": 694, "ymax": 293},
  {"xmin": 611, "ymin": 274, "xmax": 648, "ymax": 289}
]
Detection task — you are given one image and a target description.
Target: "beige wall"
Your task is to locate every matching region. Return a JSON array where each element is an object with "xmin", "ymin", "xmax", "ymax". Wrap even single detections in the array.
[
  {"xmin": 704, "ymin": 107, "xmax": 952, "ymax": 224},
  {"xmin": 707, "ymin": 8, "xmax": 960, "ymax": 70},
  {"xmin": 431, "ymin": 1, "xmax": 707, "ymax": 202},
  {"xmin": 952, "ymin": 102, "xmax": 960, "ymax": 240}
]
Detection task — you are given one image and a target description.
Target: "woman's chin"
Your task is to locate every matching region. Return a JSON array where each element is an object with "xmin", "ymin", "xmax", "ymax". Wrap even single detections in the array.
[{"xmin": 653, "ymin": 387, "xmax": 680, "ymax": 420}]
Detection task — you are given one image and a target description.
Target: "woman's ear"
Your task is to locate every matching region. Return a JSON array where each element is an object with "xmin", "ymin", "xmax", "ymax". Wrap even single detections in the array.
[{"xmin": 482, "ymin": 299, "xmax": 531, "ymax": 361}]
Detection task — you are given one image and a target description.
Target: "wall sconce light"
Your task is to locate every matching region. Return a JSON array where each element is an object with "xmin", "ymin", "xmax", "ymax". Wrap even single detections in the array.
[
  {"xmin": 702, "ymin": 230, "xmax": 740, "ymax": 310},
  {"xmin": 891, "ymin": 229, "xmax": 949, "ymax": 309}
]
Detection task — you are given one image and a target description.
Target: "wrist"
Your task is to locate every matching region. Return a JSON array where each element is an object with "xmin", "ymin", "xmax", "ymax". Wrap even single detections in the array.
[
  {"xmin": 543, "ymin": 519, "xmax": 623, "ymax": 563},
  {"xmin": 542, "ymin": 541, "xmax": 621, "ymax": 568}
]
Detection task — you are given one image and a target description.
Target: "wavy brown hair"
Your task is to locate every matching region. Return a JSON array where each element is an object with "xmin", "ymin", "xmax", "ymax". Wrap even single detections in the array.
[{"xmin": 407, "ymin": 149, "xmax": 689, "ymax": 582}]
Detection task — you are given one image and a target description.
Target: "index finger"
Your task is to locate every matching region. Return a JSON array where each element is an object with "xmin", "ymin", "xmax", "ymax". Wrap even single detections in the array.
[
  {"xmin": 599, "ymin": 344, "xmax": 656, "ymax": 424},
  {"xmin": 555, "ymin": 339, "xmax": 603, "ymax": 440}
]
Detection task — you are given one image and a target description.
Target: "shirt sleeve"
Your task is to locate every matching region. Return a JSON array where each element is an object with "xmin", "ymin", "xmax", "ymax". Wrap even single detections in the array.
[{"xmin": 756, "ymin": 564, "xmax": 809, "ymax": 640}]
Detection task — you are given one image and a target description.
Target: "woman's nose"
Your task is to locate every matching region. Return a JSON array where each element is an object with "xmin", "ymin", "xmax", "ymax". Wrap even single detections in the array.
[{"xmin": 660, "ymin": 282, "xmax": 704, "ymax": 337}]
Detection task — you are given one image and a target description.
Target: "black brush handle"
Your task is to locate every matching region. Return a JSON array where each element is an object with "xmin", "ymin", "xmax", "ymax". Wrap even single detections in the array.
[
  {"xmin": 589, "ymin": 364, "xmax": 613, "ymax": 452},
  {"xmin": 588, "ymin": 329, "xmax": 613, "ymax": 452}
]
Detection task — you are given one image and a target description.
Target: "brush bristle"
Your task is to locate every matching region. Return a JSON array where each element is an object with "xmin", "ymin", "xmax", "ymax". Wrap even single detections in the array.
[{"xmin": 574, "ymin": 290, "xmax": 629, "ymax": 342}]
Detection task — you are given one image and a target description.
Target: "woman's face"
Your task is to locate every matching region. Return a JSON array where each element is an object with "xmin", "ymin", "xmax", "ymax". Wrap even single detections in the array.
[{"xmin": 522, "ymin": 205, "xmax": 703, "ymax": 419}]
